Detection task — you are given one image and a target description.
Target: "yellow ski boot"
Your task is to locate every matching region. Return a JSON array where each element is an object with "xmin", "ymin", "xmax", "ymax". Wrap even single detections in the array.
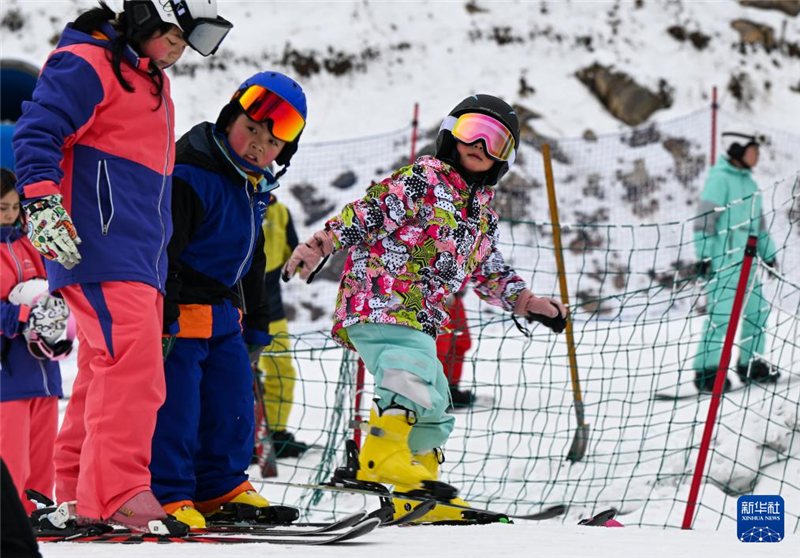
[
  {"xmin": 393, "ymin": 449, "xmax": 472, "ymax": 524},
  {"xmin": 163, "ymin": 500, "xmax": 206, "ymax": 529},
  {"xmin": 355, "ymin": 405, "xmax": 437, "ymax": 488},
  {"xmin": 196, "ymin": 481, "xmax": 299, "ymax": 524}
]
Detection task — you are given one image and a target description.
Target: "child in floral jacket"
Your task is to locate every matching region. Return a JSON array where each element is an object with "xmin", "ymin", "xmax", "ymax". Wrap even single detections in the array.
[{"xmin": 283, "ymin": 94, "xmax": 566, "ymax": 522}]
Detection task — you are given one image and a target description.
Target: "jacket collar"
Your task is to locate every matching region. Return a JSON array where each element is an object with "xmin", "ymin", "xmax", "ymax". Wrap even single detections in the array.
[
  {"xmin": 176, "ymin": 122, "xmax": 279, "ymax": 195},
  {"xmin": 1, "ymin": 224, "xmax": 25, "ymax": 243}
]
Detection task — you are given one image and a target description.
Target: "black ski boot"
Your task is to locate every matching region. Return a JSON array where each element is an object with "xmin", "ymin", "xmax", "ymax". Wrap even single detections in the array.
[
  {"xmin": 693, "ymin": 370, "xmax": 731, "ymax": 394},
  {"xmin": 737, "ymin": 360, "xmax": 779, "ymax": 384},
  {"xmin": 271, "ymin": 430, "xmax": 310, "ymax": 459},
  {"xmin": 448, "ymin": 386, "xmax": 474, "ymax": 409}
]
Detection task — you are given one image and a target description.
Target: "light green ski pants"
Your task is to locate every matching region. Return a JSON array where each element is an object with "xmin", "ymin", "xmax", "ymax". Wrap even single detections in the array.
[{"xmin": 347, "ymin": 323, "xmax": 454, "ymax": 454}]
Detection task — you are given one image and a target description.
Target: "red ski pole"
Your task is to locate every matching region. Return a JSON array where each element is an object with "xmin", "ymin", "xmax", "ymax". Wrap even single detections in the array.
[{"xmin": 682, "ymin": 235, "xmax": 758, "ymax": 529}]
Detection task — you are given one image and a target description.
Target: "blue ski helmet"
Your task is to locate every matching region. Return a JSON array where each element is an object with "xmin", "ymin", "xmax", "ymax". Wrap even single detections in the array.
[
  {"xmin": 435, "ymin": 94, "xmax": 520, "ymax": 186},
  {"xmin": 216, "ymin": 71, "xmax": 308, "ymax": 174}
]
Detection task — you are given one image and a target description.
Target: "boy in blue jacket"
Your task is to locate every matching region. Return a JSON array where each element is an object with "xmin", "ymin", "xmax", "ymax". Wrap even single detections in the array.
[{"xmin": 151, "ymin": 72, "xmax": 307, "ymax": 529}]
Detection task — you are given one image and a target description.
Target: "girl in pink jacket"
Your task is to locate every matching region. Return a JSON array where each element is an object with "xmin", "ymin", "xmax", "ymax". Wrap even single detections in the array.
[{"xmin": 12, "ymin": 1, "xmax": 231, "ymax": 534}]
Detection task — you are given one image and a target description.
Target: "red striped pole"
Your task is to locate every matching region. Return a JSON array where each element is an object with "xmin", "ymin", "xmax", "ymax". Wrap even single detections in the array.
[
  {"xmin": 354, "ymin": 359, "xmax": 366, "ymax": 448},
  {"xmin": 682, "ymin": 236, "xmax": 758, "ymax": 529}
]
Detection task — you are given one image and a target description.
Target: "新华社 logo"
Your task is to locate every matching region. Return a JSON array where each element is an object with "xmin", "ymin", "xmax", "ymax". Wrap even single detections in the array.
[{"xmin": 737, "ymin": 495, "xmax": 784, "ymax": 543}]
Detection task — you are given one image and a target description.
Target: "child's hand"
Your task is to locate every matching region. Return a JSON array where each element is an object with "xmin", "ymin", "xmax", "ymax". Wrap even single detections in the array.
[
  {"xmin": 282, "ymin": 230, "xmax": 335, "ymax": 282},
  {"xmin": 25, "ymin": 194, "xmax": 82, "ymax": 269},
  {"xmin": 513, "ymin": 289, "xmax": 568, "ymax": 334}
]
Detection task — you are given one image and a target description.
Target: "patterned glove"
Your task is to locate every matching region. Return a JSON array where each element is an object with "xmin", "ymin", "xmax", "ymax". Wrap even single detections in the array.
[
  {"xmin": 282, "ymin": 230, "xmax": 335, "ymax": 281},
  {"xmin": 28, "ymin": 293, "xmax": 70, "ymax": 342},
  {"xmin": 513, "ymin": 289, "xmax": 568, "ymax": 334},
  {"xmin": 25, "ymin": 195, "xmax": 82, "ymax": 269}
]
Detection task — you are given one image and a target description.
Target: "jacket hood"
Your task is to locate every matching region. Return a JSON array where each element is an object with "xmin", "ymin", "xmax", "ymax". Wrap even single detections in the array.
[
  {"xmin": 717, "ymin": 155, "xmax": 752, "ymax": 176},
  {"xmin": 57, "ymin": 21, "xmax": 147, "ymax": 71}
]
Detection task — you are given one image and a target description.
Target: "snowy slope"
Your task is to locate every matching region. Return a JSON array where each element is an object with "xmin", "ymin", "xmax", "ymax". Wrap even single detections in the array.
[{"xmin": 2, "ymin": 0, "xmax": 799, "ymax": 141}]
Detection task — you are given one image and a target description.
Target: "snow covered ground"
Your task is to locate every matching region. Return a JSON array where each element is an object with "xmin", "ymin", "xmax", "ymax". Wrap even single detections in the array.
[{"xmin": 35, "ymin": 522, "xmax": 800, "ymax": 558}]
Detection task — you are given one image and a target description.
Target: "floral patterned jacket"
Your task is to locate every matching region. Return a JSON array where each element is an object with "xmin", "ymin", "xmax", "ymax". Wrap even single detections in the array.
[{"xmin": 325, "ymin": 156, "xmax": 526, "ymax": 350}]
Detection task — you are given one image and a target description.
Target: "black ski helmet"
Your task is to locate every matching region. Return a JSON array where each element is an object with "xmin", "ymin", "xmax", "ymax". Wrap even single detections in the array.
[{"xmin": 435, "ymin": 94, "xmax": 520, "ymax": 186}]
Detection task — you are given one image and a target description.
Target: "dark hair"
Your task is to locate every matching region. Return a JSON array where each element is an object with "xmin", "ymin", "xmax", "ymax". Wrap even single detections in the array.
[
  {"xmin": 72, "ymin": 2, "xmax": 171, "ymax": 101},
  {"xmin": 1, "ymin": 167, "xmax": 23, "ymax": 228},
  {"xmin": 1, "ymin": 167, "xmax": 17, "ymax": 198}
]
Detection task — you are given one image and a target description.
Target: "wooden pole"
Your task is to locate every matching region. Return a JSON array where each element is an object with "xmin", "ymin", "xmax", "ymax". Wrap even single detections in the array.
[{"xmin": 542, "ymin": 143, "xmax": 589, "ymax": 462}]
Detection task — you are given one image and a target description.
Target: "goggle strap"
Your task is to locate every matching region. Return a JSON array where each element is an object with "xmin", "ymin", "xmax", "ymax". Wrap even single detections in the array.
[{"xmin": 440, "ymin": 115, "xmax": 458, "ymax": 133}]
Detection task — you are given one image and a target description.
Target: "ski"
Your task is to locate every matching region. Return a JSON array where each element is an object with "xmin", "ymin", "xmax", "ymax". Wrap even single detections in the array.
[
  {"xmin": 199, "ymin": 509, "xmax": 368, "ymax": 536},
  {"xmin": 37, "ymin": 516, "xmax": 381, "ymax": 545},
  {"xmin": 255, "ymin": 478, "xmax": 565, "ymax": 523},
  {"xmin": 199, "ymin": 499, "xmax": 435, "ymax": 536},
  {"xmin": 382, "ymin": 499, "xmax": 437, "ymax": 526},
  {"xmin": 578, "ymin": 508, "xmax": 617, "ymax": 526}
]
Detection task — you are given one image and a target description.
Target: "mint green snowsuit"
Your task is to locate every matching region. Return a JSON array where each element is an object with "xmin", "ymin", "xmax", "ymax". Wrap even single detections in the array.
[{"xmin": 692, "ymin": 156, "xmax": 777, "ymax": 372}]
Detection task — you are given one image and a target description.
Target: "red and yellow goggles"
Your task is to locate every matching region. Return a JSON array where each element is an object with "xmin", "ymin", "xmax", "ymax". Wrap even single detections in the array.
[
  {"xmin": 233, "ymin": 85, "xmax": 306, "ymax": 143},
  {"xmin": 442, "ymin": 113, "xmax": 516, "ymax": 163}
]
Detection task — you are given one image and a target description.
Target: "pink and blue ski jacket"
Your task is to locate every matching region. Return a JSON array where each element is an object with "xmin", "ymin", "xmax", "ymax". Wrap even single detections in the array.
[
  {"xmin": 12, "ymin": 22, "xmax": 175, "ymax": 293},
  {"xmin": 324, "ymin": 156, "xmax": 527, "ymax": 350},
  {"xmin": 1, "ymin": 225, "xmax": 62, "ymax": 402}
]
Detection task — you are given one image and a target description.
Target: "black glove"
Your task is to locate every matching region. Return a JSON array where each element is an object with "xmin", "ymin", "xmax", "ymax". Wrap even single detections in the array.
[
  {"xmin": 696, "ymin": 260, "xmax": 712, "ymax": 280},
  {"xmin": 527, "ymin": 304, "xmax": 568, "ymax": 334},
  {"xmin": 162, "ymin": 335, "xmax": 176, "ymax": 361}
]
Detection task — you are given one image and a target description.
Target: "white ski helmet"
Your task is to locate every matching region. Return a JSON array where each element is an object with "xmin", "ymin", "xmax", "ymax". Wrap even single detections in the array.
[
  {"xmin": 7, "ymin": 278, "xmax": 75, "ymax": 361},
  {"xmin": 721, "ymin": 131, "xmax": 766, "ymax": 165},
  {"xmin": 107, "ymin": 0, "xmax": 232, "ymax": 56}
]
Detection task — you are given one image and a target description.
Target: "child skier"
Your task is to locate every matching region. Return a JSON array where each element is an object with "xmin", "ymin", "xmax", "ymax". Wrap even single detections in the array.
[
  {"xmin": 437, "ymin": 290, "xmax": 473, "ymax": 408},
  {"xmin": 257, "ymin": 195, "xmax": 311, "ymax": 458},
  {"xmin": 0, "ymin": 168, "xmax": 67, "ymax": 515},
  {"xmin": 151, "ymin": 71, "xmax": 307, "ymax": 529},
  {"xmin": 283, "ymin": 94, "xmax": 567, "ymax": 522},
  {"xmin": 11, "ymin": 0, "xmax": 232, "ymax": 533}
]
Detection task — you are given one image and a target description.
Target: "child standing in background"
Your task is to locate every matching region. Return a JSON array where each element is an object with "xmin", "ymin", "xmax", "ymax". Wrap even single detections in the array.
[
  {"xmin": 436, "ymin": 290, "xmax": 473, "ymax": 408},
  {"xmin": 0, "ymin": 168, "xmax": 65, "ymax": 515},
  {"xmin": 258, "ymin": 195, "xmax": 311, "ymax": 458}
]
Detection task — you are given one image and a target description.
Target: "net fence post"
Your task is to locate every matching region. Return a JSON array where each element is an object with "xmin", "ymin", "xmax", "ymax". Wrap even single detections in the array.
[
  {"xmin": 710, "ymin": 86, "xmax": 718, "ymax": 165},
  {"xmin": 409, "ymin": 102, "xmax": 419, "ymax": 165},
  {"xmin": 681, "ymin": 235, "xmax": 759, "ymax": 530},
  {"xmin": 354, "ymin": 359, "xmax": 366, "ymax": 449}
]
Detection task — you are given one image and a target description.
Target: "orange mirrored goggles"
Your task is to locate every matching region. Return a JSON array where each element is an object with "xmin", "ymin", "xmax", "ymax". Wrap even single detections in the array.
[{"xmin": 233, "ymin": 85, "xmax": 306, "ymax": 143}]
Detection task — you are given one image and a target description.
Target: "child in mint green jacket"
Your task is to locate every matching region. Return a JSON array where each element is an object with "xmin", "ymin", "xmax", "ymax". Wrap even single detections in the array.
[{"xmin": 692, "ymin": 131, "xmax": 778, "ymax": 392}]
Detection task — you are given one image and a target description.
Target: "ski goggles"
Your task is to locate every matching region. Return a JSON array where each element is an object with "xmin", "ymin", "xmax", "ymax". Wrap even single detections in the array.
[
  {"xmin": 722, "ymin": 132, "xmax": 767, "ymax": 147},
  {"xmin": 440, "ymin": 113, "xmax": 516, "ymax": 163},
  {"xmin": 172, "ymin": 2, "xmax": 233, "ymax": 56},
  {"xmin": 233, "ymin": 85, "xmax": 306, "ymax": 143}
]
